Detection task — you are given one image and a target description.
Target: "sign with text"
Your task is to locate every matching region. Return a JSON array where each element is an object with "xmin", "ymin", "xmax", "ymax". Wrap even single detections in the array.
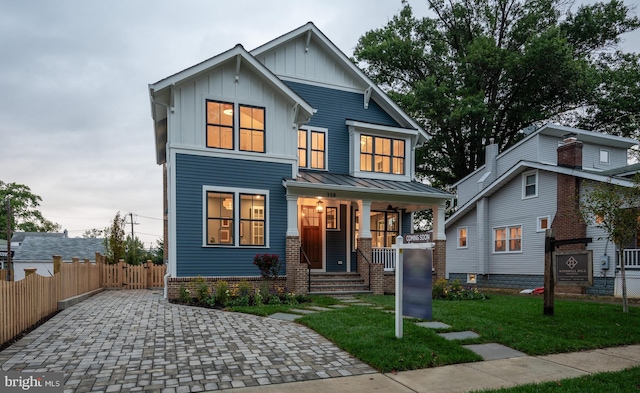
[
  {"xmin": 403, "ymin": 232, "xmax": 432, "ymax": 244},
  {"xmin": 402, "ymin": 248, "xmax": 433, "ymax": 320},
  {"xmin": 554, "ymin": 250, "xmax": 593, "ymax": 286}
]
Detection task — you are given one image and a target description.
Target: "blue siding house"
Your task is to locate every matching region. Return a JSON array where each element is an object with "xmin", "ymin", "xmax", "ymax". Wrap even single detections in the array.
[{"xmin": 149, "ymin": 23, "xmax": 452, "ymax": 297}]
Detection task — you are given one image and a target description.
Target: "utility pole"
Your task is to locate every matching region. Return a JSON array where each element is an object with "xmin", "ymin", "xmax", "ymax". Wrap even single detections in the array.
[
  {"xmin": 129, "ymin": 212, "xmax": 135, "ymax": 241},
  {"xmin": 5, "ymin": 198, "xmax": 12, "ymax": 281}
]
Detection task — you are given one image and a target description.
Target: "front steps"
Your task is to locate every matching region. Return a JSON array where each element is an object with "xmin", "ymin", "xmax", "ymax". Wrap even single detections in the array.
[{"xmin": 308, "ymin": 272, "xmax": 373, "ymax": 295}]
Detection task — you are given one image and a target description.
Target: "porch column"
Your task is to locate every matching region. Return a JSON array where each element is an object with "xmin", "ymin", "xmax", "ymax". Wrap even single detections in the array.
[
  {"xmin": 432, "ymin": 202, "xmax": 447, "ymax": 283},
  {"xmin": 356, "ymin": 200, "xmax": 382, "ymax": 294},
  {"xmin": 285, "ymin": 195, "xmax": 307, "ymax": 294}
]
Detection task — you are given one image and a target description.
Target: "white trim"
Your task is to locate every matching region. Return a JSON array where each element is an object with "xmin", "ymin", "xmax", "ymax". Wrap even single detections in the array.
[
  {"xmin": 169, "ymin": 152, "xmax": 177, "ymax": 277},
  {"xmin": 457, "ymin": 226, "xmax": 468, "ymax": 249},
  {"xmin": 599, "ymin": 148, "xmax": 610, "ymax": 164},
  {"xmin": 349, "ymin": 127, "xmax": 412, "ymax": 181},
  {"xmin": 522, "ymin": 170, "xmax": 538, "ymax": 199},
  {"xmin": 202, "ymin": 186, "xmax": 270, "ymax": 248},
  {"xmin": 537, "ymin": 216, "xmax": 551, "ymax": 232},
  {"xmin": 492, "ymin": 224, "xmax": 523, "ymax": 254}
]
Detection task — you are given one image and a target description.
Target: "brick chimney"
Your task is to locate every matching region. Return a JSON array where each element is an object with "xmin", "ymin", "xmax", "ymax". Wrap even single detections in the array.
[{"xmin": 551, "ymin": 137, "xmax": 586, "ymax": 250}]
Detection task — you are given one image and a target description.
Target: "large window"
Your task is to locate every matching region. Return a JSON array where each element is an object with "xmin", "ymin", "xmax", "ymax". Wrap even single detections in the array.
[
  {"xmin": 370, "ymin": 211, "xmax": 399, "ymax": 247},
  {"xmin": 494, "ymin": 225, "xmax": 522, "ymax": 253},
  {"xmin": 360, "ymin": 135, "xmax": 405, "ymax": 175},
  {"xmin": 206, "ymin": 189, "xmax": 266, "ymax": 247},
  {"xmin": 206, "ymin": 100, "xmax": 265, "ymax": 153},
  {"xmin": 298, "ymin": 127, "xmax": 326, "ymax": 169}
]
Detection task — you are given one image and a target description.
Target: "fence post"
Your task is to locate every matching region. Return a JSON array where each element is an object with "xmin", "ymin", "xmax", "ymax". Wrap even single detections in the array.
[
  {"xmin": 53, "ymin": 255, "xmax": 62, "ymax": 274},
  {"xmin": 146, "ymin": 260, "xmax": 153, "ymax": 289},
  {"xmin": 24, "ymin": 268, "xmax": 37, "ymax": 277}
]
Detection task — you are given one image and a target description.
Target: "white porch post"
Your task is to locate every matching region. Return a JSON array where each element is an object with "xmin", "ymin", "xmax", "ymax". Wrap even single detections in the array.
[
  {"xmin": 358, "ymin": 200, "xmax": 372, "ymax": 239},
  {"xmin": 286, "ymin": 195, "xmax": 299, "ymax": 237},
  {"xmin": 432, "ymin": 202, "xmax": 447, "ymax": 241}
]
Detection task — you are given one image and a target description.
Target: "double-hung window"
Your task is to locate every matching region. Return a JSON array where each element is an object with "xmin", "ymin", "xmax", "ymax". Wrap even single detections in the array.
[
  {"xmin": 206, "ymin": 100, "xmax": 265, "ymax": 153},
  {"xmin": 205, "ymin": 188, "xmax": 267, "ymax": 247},
  {"xmin": 360, "ymin": 135, "xmax": 405, "ymax": 175},
  {"xmin": 522, "ymin": 170, "xmax": 537, "ymax": 199},
  {"xmin": 298, "ymin": 127, "xmax": 327, "ymax": 169},
  {"xmin": 494, "ymin": 225, "xmax": 522, "ymax": 253},
  {"xmin": 458, "ymin": 227, "xmax": 468, "ymax": 248}
]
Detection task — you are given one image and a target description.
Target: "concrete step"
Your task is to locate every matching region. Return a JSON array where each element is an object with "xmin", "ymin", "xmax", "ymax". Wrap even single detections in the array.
[{"xmin": 308, "ymin": 290, "xmax": 374, "ymax": 296}]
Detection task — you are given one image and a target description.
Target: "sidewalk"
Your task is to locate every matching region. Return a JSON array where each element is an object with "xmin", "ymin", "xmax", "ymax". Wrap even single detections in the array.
[{"xmin": 232, "ymin": 344, "xmax": 640, "ymax": 393}]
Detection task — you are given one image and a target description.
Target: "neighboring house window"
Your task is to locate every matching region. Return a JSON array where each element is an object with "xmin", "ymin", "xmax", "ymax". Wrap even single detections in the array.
[
  {"xmin": 522, "ymin": 171, "xmax": 538, "ymax": 198},
  {"xmin": 239, "ymin": 105, "xmax": 265, "ymax": 153},
  {"xmin": 298, "ymin": 127, "xmax": 327, "ymax": 169},
  {"xmin": 457, "ymin": 227, "xmax": 468, "ymax": 248},
  {"xmin": 205, "ymin": 188, "xmax": 267, "ymax": 247},
  {"xmin": 360, "ymin": 135, "xmax": 405, "ymax": 175},
  {"xmin": 537, "ymin": 216, "xmax": 550, "ymax": 232},
  {"xmin": 494, "ymin": 225, "xmax": 522, "ymax": 253},
  {"xmin": 206, "ymin": 100, "xmax": 234, "ymax": 150},
  {"xmin": 370, "ymin": 211, "xmax": 399, "ymax": 247},
  {"xmin": 206, "ymin": 100, "xmax": 265, "ymax": 153},
  {"xmin": 600, "ymin": 149, "xmax": 610, "ymax": 164}
]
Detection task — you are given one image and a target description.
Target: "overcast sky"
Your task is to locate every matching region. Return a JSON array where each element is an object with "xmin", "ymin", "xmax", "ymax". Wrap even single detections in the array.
[{"xmin": 1, "ymin": 0, "xmax": 639, "ymax": 249}]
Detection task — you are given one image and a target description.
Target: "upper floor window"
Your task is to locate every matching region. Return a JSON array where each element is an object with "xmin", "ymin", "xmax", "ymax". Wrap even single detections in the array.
[
  {"xmin": 494, "ymin": 225, "xmax": 522, "ymax": 253},
  {"xmin": 360, "ymin": 135, "xmax": 405, "ymax": 175},
  {"xmin": 298, "ymin": 127, "xmax": 327, "ymax": 169},
  {"xmin": 206, "ymin": 100, "xmax": 265, "ymax": 153},
  {"xmin": 522, "ymin": 170, "xmax": 538, "ymax": 199},
  {"xmin": 600, "ymin": 149, "xmax": 610, "ymax": 164}
]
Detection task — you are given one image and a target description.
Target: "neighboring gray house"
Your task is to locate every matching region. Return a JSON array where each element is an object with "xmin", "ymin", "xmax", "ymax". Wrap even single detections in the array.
[
  {"xmin": 445, "ymin": 123, "xmax": 640, "ymax": 297},
  {"xmin": 12, "ymin": 236, "xmax": 105, "ymax": 281},
  {"xmin": 10, "ymin": 231, "xmax": 68, "ymax": 249}
]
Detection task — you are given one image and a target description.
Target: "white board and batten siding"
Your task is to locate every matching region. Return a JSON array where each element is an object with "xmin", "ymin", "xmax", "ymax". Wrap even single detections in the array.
[
  {"xmin": 255, "ymin": 35, "xmax": 366, "ymax": 92},
  {"xmin": 167, "ymin": 61, "xmax": 299, "ymax": 160}
]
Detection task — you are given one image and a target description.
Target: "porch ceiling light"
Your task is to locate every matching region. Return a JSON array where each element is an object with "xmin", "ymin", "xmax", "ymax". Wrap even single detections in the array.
[{"xmin": 316, "ymin": 200, "xmax": 324, "ymax": 213}]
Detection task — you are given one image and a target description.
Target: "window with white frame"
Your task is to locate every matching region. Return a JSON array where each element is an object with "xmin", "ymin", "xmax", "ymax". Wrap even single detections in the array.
[
  {"xmin": 522, "ymin": 171, "xmax": 538, "ymax": 199},
  {"xmin": 494, "ymin": 225, "xmax": 522, "ymax": 253},
  {"xmin": 360, "ymin": 135, "xmax": 405, "ymax": 175},
  {"xmin": 537, "ymin": 216, "xmax": 550, "ymax": 232},
  {"xmin": 457, "ymin": 227, "xmax": 468, "ymax": 248},
  {"xmin": 298, "ymin": 127, "xmax": 327, "ymax": 169},
  {"xmin": 600, "ymin": 149, "xmax": 610, "ymax": 164},
  {"xmin": 206, "ymin": 100, "xmax": 265, "ymax": 153},
  {"xmin": 205, "ymin": 188, "xmax": 267, "ymax": 247}
]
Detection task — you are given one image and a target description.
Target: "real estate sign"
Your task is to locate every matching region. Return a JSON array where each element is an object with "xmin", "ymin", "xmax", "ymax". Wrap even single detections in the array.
[
  {"xmin": 554, "ymin": 250, "xmax": 593, "ymax": 286},
  {"xmin": 402, "ymin": 248, "xmax": 433, "ymax": 320}
]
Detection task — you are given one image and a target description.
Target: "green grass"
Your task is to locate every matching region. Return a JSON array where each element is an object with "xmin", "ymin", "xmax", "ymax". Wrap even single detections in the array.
[
  {"xmin": 297, "ymin": 306, "xmax": 481, "ymax": 372},
  {"xmin": 475, "ymin": 366, "xmax": 640, "ymax": 393}
]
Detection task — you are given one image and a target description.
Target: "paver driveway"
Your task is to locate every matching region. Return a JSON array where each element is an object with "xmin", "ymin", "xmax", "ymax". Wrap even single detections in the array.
[{"xmin": 0, "ymin": 290, "xmax": 375, "ymax": 392}]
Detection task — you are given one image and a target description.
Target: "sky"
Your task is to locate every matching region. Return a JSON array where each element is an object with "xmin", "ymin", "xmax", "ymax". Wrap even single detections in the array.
[{"xmin": 1, "ymin": 0, "xmax": 639, "ymax": 249}]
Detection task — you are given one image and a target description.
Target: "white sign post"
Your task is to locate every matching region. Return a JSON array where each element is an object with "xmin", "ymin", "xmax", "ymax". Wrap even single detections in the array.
[{"xmin": 393, "ymin": 236, "xmax": 435, "ymax": 338}]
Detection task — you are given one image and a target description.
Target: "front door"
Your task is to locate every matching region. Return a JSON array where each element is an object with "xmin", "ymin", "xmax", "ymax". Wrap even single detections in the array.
[{"xmin": 301, "ymin": 205, "xmax": 323, "ymax": 269}]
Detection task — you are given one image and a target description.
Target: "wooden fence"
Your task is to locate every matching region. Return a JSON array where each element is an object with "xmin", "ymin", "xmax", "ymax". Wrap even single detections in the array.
[{"xmin": 0, "ymin": 255, "xmax": 166, "ymax": 347}]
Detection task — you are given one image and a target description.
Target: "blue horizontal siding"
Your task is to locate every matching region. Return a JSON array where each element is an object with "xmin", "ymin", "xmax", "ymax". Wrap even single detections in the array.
[
  {"xmin": 285, "ymin": 81, "xmax": 401, "ymax": 174},
  {"xmin": 175, "ymin": 153, "xmax": 291, "ymax": 277}
]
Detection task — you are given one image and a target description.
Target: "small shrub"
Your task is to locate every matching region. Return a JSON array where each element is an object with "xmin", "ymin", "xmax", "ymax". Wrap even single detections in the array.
[
  {"xmin": 253, "ymin": 288, "xmax": 264, "ymax": 306},
  {"xmin": 229, "ymin": 295, "xmax": 250, "ymax": 307},
  {"xmin": 206, "ymin": 293, "xmax": 217, "ymax": 307},
  {"xmin": 253, "ymin": 254, "xmax": 282, "ymax": 280},
  {"xmin": 284, "ymin": 292, "xmax": 297, "ymax": 305},
  {"xmin": 267, "ymin": 294, "xmax": 282, "ymax": 305},
  {"xmin": 216, "ymin": 281, "xmax": 230, "ymax": 307},
  {"xmin": 295, "ymin": 294, "xmax": 312, "ymax": 304},
  {"xmin": 178, "ymin": 285, "xmax": 191, "ymax": 304},
  {"xmin": 432, "ymin": 278, "xmax": 448, "ymax": 299},
  {"xmin": 195, "ymin": 276, "xmax": 210, "ymax": 303},
  {"xmin": 236, "ymin": 280, "xmax": 252, "ymax": 297},
  {"xmin": 432, "ymin": 278, "xmax": 489, "ymax": 301}
]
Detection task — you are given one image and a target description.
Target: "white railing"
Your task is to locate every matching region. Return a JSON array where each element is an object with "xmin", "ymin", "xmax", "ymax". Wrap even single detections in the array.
[
  {"xmin": 373, "ymin": 247, "xmax": 395, "ymax": 271},
  {"xmin": 619, "ymin": 249, "xmax": 640, "ymax": 268}
]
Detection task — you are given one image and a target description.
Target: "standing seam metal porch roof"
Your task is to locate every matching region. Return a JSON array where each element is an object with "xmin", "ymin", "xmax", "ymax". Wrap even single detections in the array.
[{"xmin": 284, "ymin": 172, "xmax": 451, "ymax": 198}]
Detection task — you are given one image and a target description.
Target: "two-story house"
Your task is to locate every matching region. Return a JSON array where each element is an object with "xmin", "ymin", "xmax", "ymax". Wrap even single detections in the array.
[
  {"xmin": 149, "ymin": 23, "xmax": 452, "ymax": 298},
  {"xmin": 445, "ymin": 123, "xmax": 640, "ymax": 297}
]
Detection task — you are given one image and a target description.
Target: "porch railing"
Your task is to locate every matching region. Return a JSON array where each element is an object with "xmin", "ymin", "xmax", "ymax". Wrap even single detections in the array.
[
  {"xmin": 619, "ymin": 249, "xmax": 640, "ymax": 268},
  {"xmin": 300, "ymin": 246, "xmax": 311, "ymax": 293},
  {"xmin": 373, "ymin": 247, "xmax": 396, "ymax": 271}
]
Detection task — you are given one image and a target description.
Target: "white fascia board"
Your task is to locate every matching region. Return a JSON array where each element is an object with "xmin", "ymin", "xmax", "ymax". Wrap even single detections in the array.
[
  {"xmin": 251, "ymin": 22, "xmax": 427, "ymax": 141},
  {"xmin": 346, "ymin": 120, "xmax": 419, "ymax": 137}
]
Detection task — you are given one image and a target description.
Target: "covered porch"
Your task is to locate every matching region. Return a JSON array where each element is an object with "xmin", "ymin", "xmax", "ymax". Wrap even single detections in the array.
[{"xmin": 282, "ymin": 172, "xmax": 452, "ymax": 294}]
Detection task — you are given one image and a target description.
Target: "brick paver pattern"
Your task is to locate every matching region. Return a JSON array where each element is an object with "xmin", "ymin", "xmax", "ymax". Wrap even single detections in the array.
[{"xmin": 0, "ymin": 290, "xmax": 376, "ymax": 392}]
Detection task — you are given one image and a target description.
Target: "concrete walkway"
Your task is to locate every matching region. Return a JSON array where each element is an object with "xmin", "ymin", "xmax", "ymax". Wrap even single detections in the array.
[{"xmin": 1, "ymin": 290, "xmax": 640, "ymax": 393}]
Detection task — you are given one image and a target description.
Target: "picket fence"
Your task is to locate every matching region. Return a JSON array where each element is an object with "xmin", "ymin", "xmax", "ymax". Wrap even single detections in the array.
[{"xmin": 0, "ymin": 255, "xmax": 166, "ymax": 347}]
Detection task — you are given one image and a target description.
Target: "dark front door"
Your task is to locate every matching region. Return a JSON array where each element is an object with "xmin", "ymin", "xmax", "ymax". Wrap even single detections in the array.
[{"xmin": 301, "ymin": 206, "xmax": 323, "ymax": 269}]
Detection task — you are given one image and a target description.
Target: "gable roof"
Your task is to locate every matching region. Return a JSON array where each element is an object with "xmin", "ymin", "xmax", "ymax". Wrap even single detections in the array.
[
  {"xmin": 148, "ymin": 44, "xmax": 315, "ymax": 164},
  {"xmin": 13, "ymin": 236, "xmax": 105, "ymax": 262},
  {"xmin": 11, "ymin": 231, "xmax": 67, "ymax": 243},
  {"xmin": 250, "ymin": 22, "xmax": 429, "ymax": 144},
  {"xmin": 445, "ymin": 160, "xmax": 637, "ymax": 227}
]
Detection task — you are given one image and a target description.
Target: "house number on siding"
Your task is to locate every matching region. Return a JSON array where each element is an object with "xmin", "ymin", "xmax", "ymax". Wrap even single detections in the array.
[{"xmin": 326, "ymin": 192, "xmax": 336, "ymax": 197}]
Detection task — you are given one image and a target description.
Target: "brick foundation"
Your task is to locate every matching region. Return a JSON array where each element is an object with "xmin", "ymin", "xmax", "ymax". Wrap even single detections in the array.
[{"xmin": 286, "ymin": 236, "xmax": 309, "ymax": 295}]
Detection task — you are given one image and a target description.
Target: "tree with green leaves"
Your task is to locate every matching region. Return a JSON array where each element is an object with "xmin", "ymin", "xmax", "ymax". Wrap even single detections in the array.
[
  {"xmin": 354, "ymin": 0, "xmax": 640, "ymax": 189},
  {"xmin": 0, "ymin": 181, "xmax": 60, "ymax": 240},
  {"xmin": 104, "ymin": 211, "xmax": 126, "ymax": 264},
  {"xmin": 580, "ymin": 176, "xmax": 640, "ymax": 312}
]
